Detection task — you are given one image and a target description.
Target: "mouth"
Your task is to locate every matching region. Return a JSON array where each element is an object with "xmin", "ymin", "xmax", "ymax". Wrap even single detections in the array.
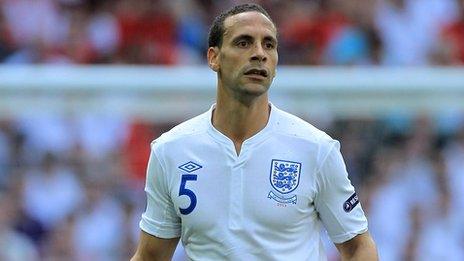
[{"xmin": 244, "ymin": 68, "xmax": 268, "ymax": 78}]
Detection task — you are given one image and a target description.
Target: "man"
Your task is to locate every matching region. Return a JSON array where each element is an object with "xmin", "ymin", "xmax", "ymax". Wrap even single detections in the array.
[{"xmin": 132, "ymin": 3, "xmax": 378, "ymax": 261}]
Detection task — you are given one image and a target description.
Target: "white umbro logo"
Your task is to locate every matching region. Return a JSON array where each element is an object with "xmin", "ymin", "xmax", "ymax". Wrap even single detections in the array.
[{"xmin": 178, "ymin": 161, "xmax": 202, "ymax": 173}]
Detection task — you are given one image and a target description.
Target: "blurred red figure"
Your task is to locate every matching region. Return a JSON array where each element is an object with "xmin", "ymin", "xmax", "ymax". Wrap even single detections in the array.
[
  {"xmin": 279, "ymin": 1, "xmax": 348, "ymax": 65},
  {"xmin": 124, "ymin": 121, "xmax": 160, "ymax": 184},
  {"xmin": 115, "ymin": 0, "xmax": 177, "ymax": 64},
  {"xmin": 440, "ymin": 0, "xmax": 464, "ymax": 64}
]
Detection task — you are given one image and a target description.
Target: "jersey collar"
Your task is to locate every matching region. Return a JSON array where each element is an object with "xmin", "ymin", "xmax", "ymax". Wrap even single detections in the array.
[{"xmin": 207, "ymin": 102, "xmax": 277, "ymax": 147}]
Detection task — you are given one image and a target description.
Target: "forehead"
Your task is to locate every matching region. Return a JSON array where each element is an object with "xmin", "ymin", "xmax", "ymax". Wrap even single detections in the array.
[{"xmin": 223, "ymin": 11, "xmax": 277, "ymax": 40}]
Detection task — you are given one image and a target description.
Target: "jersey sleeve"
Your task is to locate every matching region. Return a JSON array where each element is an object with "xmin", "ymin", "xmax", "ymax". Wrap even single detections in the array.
[
  {"xmin": 314, "ymin": 140, "xmax": 368, "ymax": 244},
  {"xmin": 139, "ymin": 140, "xmax": 181, "ymax": 239}
]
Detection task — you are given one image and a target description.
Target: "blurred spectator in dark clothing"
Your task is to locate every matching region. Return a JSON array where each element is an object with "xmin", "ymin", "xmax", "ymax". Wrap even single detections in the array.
[
  {"xmin": 0, "ymin": 12, "xmax": 14, "ymax": 61},
  {"xmin": 9, "ymin": 170, "xmax": 47, "ymax": 248},
  {"xmin": 0, "ymin": 188, "xmax": 39, "ymax": 260}
]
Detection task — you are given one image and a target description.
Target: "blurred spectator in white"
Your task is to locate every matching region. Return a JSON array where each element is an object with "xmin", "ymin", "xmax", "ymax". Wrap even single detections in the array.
[
  {"xmin": 74, "ymin": 114, "xmax": 129, "ymax": 160},
  {"xmin": 368, "ymin": 115, "xmax": 464, "ymax": 260},
  {"xmin": 443, "ymin": 126, "xmax": 464, "ymax": 219},
  {"xmin": 73, "ymin": 175, "xmax": 124, "ymax": 260},
  {"xmin": 1, "ymin": 0, "xmax": 68, "ymax": 63},
  {"xmin": 22, "ymin": 152, "xmax": 83, "ymax": 229},
  {"xmin": 399, "ymin": 116, "xmax": 438, "ymax": 214},
  {"xmin": 1, "ymin": 0, "xmax": 65, "ymax": 47},
  {"xmin": 15, "ymin": 114, "xmax": 75, "ymax": 161},
  {"xmin": 367, "ymin": 146, "xmax": 411, "ymax": 261},
  {"xmin": 415, "ymin": 154, "xmax": 464, "ymax": 261},
  {"xmin": 0, "ymin": 189, "xmax": 39, "ymax": 261},
  {"xmin": 375, "ymin": 0, "xmax": 458, "ymax": 65},
  {"xmin": 86, "ymin": 1, "xmax": 120, "ymax": 63}
]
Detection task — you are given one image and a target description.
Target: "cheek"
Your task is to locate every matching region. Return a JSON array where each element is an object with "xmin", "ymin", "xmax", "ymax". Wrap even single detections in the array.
[
  {"xmin": 223, "ymin": 60, "xmax": 243, "ymax": 78},
  {"xmin": 271, "ymin": 56, "xmax": 278, "ymax": 66},
  {"xmin": 271, "ymin": 51, "xmax": 278, "ymax": 64},
  {"xmin": 270, "ymin": 56, "xmax": 278, "ymax": 77}
]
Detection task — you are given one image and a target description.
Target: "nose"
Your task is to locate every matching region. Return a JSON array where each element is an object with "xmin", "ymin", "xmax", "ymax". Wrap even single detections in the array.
[{"xmin": 250, "ymin": 43, "xmax": 267, "ymax": 63}]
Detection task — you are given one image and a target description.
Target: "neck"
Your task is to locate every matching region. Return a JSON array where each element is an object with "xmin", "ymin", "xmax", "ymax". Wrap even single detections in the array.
[{"xmin": 212, "ymin": 89, "xmax": 270, "ymax": 155}]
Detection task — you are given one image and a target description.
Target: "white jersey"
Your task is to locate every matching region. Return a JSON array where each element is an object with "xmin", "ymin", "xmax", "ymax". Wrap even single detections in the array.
[{"xmin": 140, "ymin": 104, "xmax": 368, "ymax": 260}]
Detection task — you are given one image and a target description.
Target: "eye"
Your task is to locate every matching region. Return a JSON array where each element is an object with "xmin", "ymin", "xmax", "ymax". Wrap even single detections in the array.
[
  {"xmin": 237, "ymin": 40, "xmax": 249, "ymax": 48},
  {"xmin": 265, "ymin": 42, "xmax": 275, "ymax": 50}
]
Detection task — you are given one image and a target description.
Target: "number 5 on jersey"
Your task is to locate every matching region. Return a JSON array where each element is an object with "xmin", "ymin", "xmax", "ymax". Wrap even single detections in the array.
[{"xmin": 179, "ymin": 174, "xmax": 197, "ymax": 215}]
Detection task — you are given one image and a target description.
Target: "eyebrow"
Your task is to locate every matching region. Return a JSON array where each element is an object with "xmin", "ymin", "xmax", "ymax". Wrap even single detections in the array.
[{"xmin": 232, "ymin": 34, "xmax": 278, "ymax": 45}]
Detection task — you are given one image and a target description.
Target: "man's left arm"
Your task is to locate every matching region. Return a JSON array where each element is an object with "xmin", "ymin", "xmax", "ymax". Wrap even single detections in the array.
[
  {"xmin": 335, "ymin": 232, "xmax": 378, "ymax": 261},
  {"xmin": 314, "ymin": 140, "xmax": 378, "ymax": 259}
]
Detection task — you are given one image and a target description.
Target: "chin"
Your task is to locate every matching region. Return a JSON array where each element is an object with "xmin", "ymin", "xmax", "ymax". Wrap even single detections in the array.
[{"xmin": 239, "ymin": 83, "xmax": 270, "ymax": 96}]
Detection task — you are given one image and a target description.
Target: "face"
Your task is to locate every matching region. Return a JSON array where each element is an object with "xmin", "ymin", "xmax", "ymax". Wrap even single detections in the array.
[{"xmin": 208, "ymin": 11, "xmax": 278, "ymax": 98}]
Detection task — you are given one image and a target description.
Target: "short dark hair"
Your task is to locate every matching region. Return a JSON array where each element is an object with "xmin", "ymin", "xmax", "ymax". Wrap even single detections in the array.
[{"xmin": 208, "ymin": 3, "xmax": 274, "ymax": 48}]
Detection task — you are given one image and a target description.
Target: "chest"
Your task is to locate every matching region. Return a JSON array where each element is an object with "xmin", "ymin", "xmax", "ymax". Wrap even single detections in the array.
[{"xmin": 164, "ymin": 141, "xmax": 320, "ymax": 233}]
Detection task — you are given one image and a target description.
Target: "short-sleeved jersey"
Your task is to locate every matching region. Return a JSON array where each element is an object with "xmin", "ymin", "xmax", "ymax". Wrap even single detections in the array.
[{"xmin": 140, "ymin": 104, "xmax": 368, "ymax": 260}]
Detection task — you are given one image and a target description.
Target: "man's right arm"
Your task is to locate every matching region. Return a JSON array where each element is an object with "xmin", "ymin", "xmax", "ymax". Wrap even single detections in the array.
[
  {"xmin": 131, "ymin": 230, "xmax": 180, "ymax": 261},
  {"xmin": 133, "ymin": 141, "xmax": 181, "ymax": 260}
]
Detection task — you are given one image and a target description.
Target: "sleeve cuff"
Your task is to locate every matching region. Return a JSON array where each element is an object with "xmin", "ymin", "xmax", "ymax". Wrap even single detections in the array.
[
  {"xmin": 330, "ymin": 226, "xmax": 368, "ymax": 244},
  {"xmin": 139, "ymin": 215, "xmax": 181, "ymax": 239}
]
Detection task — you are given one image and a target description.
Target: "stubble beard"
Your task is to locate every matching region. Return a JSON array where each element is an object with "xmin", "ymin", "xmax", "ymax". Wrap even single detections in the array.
[
  {"xmin": 219, "ymin": 70, "xmax": 272, "ymax": 106},
  {"xmin": 231, "ymin": 81, "xmax": 271, "ymax": 106}
]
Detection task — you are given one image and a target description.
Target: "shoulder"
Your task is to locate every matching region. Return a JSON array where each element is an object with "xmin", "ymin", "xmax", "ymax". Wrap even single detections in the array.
[
  {"xmin": 151, "ymin": 110, "xmax": 210, "ymax": 152},
  {"xmin": 272, "ymin": 106, "xmax": 339, "ymax": 164},
  {"xmin": 273, "ymin": 106, "xmax": 335, "ymax": 146}
]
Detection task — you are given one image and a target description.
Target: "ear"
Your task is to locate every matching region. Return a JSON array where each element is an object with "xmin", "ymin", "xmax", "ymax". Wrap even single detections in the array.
[{"xmin": 207, "ymin": 47, "xmax": 220, "ymax": 72}]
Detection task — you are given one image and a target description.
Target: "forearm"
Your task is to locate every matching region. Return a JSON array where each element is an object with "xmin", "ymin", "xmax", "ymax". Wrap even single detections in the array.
[
  {"xmin": 340, "ymin": 242, "xmax": 378, "ymax": 261},
  {"xmin": 131, "ymin": 231, "xmax": 179, "ymax": 261},
  {"xmin": 337, "ymin": 232, "xmax": 378, "ymax": 261},
  {"xmin": 130, "ymin": 252, "xmax": 172, "ymax": 261}
]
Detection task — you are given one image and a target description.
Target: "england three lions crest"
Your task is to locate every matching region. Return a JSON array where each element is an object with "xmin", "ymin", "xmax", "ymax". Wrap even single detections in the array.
[{"xmin": 270, "ymin": 159, "xmax": 301, "ymax": 194}]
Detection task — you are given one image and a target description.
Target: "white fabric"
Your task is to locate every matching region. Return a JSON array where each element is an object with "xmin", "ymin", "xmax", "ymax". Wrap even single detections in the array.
[{"xmin": 140, "ymin": 104, "xmax": 368, "ymax": 260}]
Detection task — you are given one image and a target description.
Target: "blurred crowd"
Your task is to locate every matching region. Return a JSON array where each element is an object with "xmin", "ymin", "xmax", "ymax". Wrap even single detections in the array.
[
  {"xmin": 1, "ymin": 113, "xmax": 464, "ymax": 260},
  {"xmin": 1, "ymin": 0, "xmax": 464, "ymax": 260},
  {"xmin": 0, "ymin": 0, "xmax": 464, "ymax": 65}
]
